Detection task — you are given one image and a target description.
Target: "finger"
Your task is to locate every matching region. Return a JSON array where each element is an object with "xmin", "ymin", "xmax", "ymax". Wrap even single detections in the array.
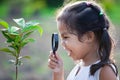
[
  {"xmin": 49, "ymin": 53, "xmax": 58, "ymax": 63},
  {"xmin": 48, "ymin": 59, "xmax": 58, "ymax": 66},
  {"xmin": 48, "ymin": 59, "xmax": 58, "ymax": 69},
  {"xmin": 49, "ymin": 51, "xmax": 59, "ymax": 58},
  {"xmin": 49, "ymin": 53, "xmax": 55, "ymax": 59},
  {"xmin": 49, "ymin": 52, "xmax": 53, "ymax": 58},
  {"xmin": 49, "ymin": 57, "xmax": 58, "ymax": 63},
  {"xmin": 49, "ymin": 51, "xmax": 54, "ymax": 56},
  {"xmin": 48, "ymin": 64, "xmax": 56, "ymax": 69},
  {"xmin": 49, "ymin": 51, "xmax": 56, "ymax": 58},
  {"xmin": 49, "ymin": 51, "xmax": 57, "ymax": 58}
]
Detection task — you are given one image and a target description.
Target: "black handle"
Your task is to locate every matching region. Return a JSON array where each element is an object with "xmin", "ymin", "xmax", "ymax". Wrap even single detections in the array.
[{"xmin": 52, "ymin": 33, "xmax": 59, "ymax": 54}]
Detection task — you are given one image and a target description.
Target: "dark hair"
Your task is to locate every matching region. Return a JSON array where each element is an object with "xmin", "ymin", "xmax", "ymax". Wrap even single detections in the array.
[{"xmin": 57, "ymin": 1, "xmax": 117, "ymax": 75}]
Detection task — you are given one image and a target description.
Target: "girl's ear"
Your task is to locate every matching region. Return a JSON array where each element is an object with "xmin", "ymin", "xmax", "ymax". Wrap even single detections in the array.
[{"xmin": 81, "ymin": 31, "xmax": 95, "ymax": 43}]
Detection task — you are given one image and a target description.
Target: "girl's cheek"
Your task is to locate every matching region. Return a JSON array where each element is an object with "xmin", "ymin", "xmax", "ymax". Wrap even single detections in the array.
[
  {"xmin": 61, "ymin": 40, "xmax": 67, "ymax": 49},
  {"xmin": 61, "ymin": 40, "xmax": 65, "ymax": 47}
]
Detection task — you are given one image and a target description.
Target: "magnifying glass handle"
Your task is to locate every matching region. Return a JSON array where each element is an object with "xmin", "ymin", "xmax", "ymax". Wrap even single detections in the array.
[{"xmin": 53, "ymin": 50, "xmax": 55, "ymax": 54}]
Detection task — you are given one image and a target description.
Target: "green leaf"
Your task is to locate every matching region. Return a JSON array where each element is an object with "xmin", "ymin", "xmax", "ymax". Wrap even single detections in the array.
[
  {"xmin": 25, "ymin": 38, "xmax": 35, "ymax": 42},
  {"xmin": 22, "ymin": 21, "xmax": 43, "ymax": 34},
  {"xmin": 21, "ymin": 38, "xmax": 35, "ymax": 47},
  {"xmin": 22, "ymin": 25, "xmax": 38, "ymax": 33},
  {"xmin": 9, "ymin": 32, "xmax": 19, "ymax": 35},
  {"xmin": 18, "ymin": 56, "xmax": 31, "ymax": 60},
  {"xmin": 37, "ymin": 25, "xmax": 43, "ymax": 36},
  {"xmin": 22, "ymin": 31, "xmax": 34, "ymax": 41},
  {"xmin": 0, "ymin": 48, "xmax": 16, "ymax": 57},
  {"xmin": 1, "ymin": 29, "xmax": 18, "ymax": 43},
  {"xmin": 8, "ymin": 45, "xmax": 16, "ymax": 50},
  {"xmin": 0, "ymin": 48, "xmax": 13, "ymax": 53},
  {"xmin": 22, "ymin": 25, "xmax": 43, "ymax": 36},
  {"xmin": 8, "ymin": 59, "xmax": 16, "ymax": 65},
  {"xmin": 0, "ymin": 19, "xmax": 9, "ymax": 29},
  {"xmin": 8, "ymin": 26, "xmax": 20, "ymax": 33},
  {"xmin": 1, "ymin": 30, "xmax": 11, "ymax": 40},
  {"xmin": 22, "ymin": 56, "xmax": 31, "ymax": 59},
  {"xmin": 25, "ymin": 21, "xmax": 40, "ymax": 27},
  {"xmin": 18, "ymin": 60, "xmax": 23, "ymax": 66},
  {"xmin": 20, "ymin": 42, "xmax": 28, "ymax": 48},
  {"xmin": 13, "ymin": 18, "xmax": 25, "ymax": 28},
  {"xmin": 14, "ymin": 35, "xmax": 21, "ymax": 43}
]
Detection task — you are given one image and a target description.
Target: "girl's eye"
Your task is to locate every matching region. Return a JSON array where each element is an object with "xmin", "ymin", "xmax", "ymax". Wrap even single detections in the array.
[{"xmin": 63, "ymin": 36, "xmax": 69, "ymax": 39}]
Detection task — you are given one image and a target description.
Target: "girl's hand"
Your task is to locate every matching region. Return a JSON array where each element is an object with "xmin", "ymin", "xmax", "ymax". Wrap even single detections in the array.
[{"xmin": 48, "ymin": 51, "xmax": 63, "ymax": 73}]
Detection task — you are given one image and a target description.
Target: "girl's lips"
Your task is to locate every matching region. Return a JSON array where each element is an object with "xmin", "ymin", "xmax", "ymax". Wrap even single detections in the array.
[{"xmin": 63, "ymin": 47, "xmax": 72, "ymax": 56}]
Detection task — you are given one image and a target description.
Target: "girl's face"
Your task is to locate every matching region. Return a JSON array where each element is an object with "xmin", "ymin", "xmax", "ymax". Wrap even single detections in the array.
[{"xmin": 57, "ymin": 22, "xmax": 91, "ymax": 61}]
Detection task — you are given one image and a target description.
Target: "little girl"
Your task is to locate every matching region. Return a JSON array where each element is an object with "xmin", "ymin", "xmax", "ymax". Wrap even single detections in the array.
[{"xmin": 48, "ymin": 1, "xmax": 119, "ymax": 80}]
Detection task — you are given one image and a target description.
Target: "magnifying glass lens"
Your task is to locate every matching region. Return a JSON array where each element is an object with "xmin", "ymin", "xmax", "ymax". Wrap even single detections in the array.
[{"xmin": 52, "ymin": 33, "xmax": 59, "ymax": 54}]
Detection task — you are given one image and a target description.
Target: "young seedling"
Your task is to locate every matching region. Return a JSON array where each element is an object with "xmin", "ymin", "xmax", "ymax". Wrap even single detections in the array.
[{"xmin": 0, "ymin": 18, "xmax": 43, "ymax": 80}]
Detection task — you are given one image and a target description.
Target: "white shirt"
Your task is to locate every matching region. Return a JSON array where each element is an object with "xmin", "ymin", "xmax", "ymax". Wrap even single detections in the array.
[
  {"xmin": 67, "ymin": 61, "xmax": 101, "ymax": 80},
  {"xmin": 66, "ymin": 61, "xmax": 120, "ymax": 80}
]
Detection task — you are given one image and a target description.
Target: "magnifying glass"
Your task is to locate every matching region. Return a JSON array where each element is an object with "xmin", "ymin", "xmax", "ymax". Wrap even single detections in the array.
[{"xmin": 51, "ymin": 33, "xmax": 59, "ymax": 55}]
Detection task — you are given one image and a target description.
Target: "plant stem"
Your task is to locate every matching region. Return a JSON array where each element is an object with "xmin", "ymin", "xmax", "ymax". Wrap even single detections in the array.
[
  {"xmin": 16, "ymin": 48, "xmax": 20, "ymax": 80},
  {"xmin": 16, "ymin": 64, "xmax": 18, "ymax": 80},
  {"xmin": 16, "ymin": 56, "xmax": 19, "ymax": 80}
]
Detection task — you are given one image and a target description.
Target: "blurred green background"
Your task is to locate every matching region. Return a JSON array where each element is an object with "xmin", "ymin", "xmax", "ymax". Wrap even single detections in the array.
[{"xmin": 0, "ymin": 0, "xmax": 120, "ymax": 80}]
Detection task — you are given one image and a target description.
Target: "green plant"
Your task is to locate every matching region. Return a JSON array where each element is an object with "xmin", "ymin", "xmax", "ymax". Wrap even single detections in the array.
[{"xmin": 0, "ymin": 18, "xmax": 43, "ymax": 80}]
